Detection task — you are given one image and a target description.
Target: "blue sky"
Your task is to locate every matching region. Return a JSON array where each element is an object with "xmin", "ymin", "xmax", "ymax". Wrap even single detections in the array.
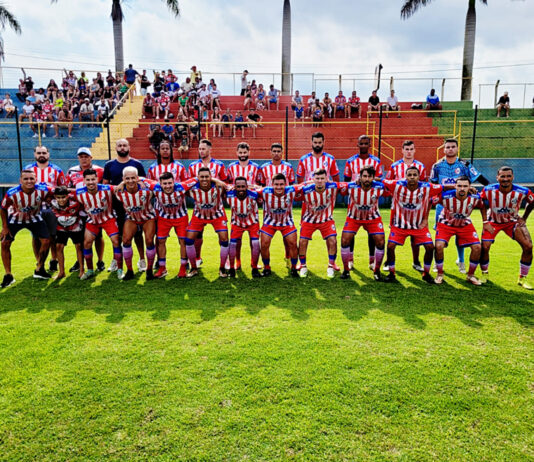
[{"xmin": 2, "ymin": 0, "xmax": 533, "ymax": 106}]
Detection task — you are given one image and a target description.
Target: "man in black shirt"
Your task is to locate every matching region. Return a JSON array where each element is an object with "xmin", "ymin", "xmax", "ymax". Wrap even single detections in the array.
[
  {"xmin": 497, "ymin": 91, "xmax": 510, "ymax": 118},
  {"xmin": 368, "ymin": 90, "xmax": 380, "ymax": 117}
]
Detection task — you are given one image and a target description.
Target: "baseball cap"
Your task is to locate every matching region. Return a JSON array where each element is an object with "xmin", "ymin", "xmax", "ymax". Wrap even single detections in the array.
[{"xmin": 77, "ymin": 147, "xmax": 92, "ymax": 157}]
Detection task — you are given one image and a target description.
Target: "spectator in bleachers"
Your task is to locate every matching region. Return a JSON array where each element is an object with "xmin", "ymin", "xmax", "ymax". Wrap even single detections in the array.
[
  {"xmin": 181, "ymin": 77, "xmax": 194, "ymax": 96},
  {"xmin": 198, "ymin": 84, "xmax": 210, "ymax": 107},
  {"xmin": 23, "ymin": 75, "xmax": 34, "ymax": 94},
  {"xmin": 267, "ymin": 84, "xmax": 280, "ymax": 111},
  {"xmin": 16, "ymin": 78, "xmax": 27, "ymax": 102},
  {"xmin": 30, "ymin": 107, "xmax": 48, "ymax": 138},
  {"xmin": 106, "ymin": 70, "xmax": 116, "ymax": 87},
  {"xmin": 124, "ymin": 64, "xmax": 139, "ymax": 96},
  {"xmin": 19, "ymin": 98, "xmax": 34, "ymax": 123},
  {"xmin": 65, "ymin": 70, "xmax": 77, "ymax": 88},
  {"xmin": 165, "ymin": 76, "xmax": 180, "ymax": 102},
  {"xmin": 2, "ymin": 94, "xmax": 15, "ymax": 118},
  {"xmin": 89, "ymin": 79, "xmax": 100, "ymax": 100},
  {"xmin": 334, "ymin": 91, "xmax": 346, "ymax": 118},
  {"xmin": 139, "ymin": 70, "xmax": 151, "ymax": 96},
  {"xmin": 240, "ymin": 70, "xmax": 249, "ymax": 96},
  {"xmin": 161, "ymin": 119, "xmax": 174, "ymax": 142},
  {"xmin": 77, "ymin": 72, "xmax": 88, "ymax": 92},
  {"xmin": 189, "ymin": 115, "xmax": 201, "ymax": 143},
  {"xmin": 234, "ymin": 111, "xmax": 245, "ymax": 138},
  {"xmin": 201, "ymin": 104, "xmax": 209, "ymax": 122},
  {"xmin": 190, "ymin": 65, "xmax": 202, "ymax": 83},
  {"xmin": 26, "ymin": 89, "xmax": 37, "ymax": 106},
  {"xmin": 322, "ymin": 92, "xmax": 333, "ymax": 118},
  {"xmin": 174, "ymin": 114, "xmax": 189, "ymax": 148},
  {"xmin": 96, "ymin": 96, "xmax": 110, "ymax": 122},
  {"xmin": 346, "ymin": 90, "xmax": 361, "ymax": 119},
  {"xmin": 156, "ymin": 92, "xmax": 171, "ymax": 119},
  {"xmin": 291, "ymin": 90, "xmax": 303, "ymax": 110},
  {"xmin": 221, "ymin": 108, "xmax": 233, "ymax": 137},
  {"xmin": 102, "ymin": 85, "xmax": 115, "ymax": 109},
  {"xmin": 54, "ymin": 107, "xmax": 73, "ymax": 138},
  {"xmin": 386, "ymin": 89, "xmax": 401, "ymax": 118},
  {"xmin": 207, "ymin": 79, "xmax": 216, "ymax": 92},
  {"xmin": 247, "ymin": 108, "xmax": 263, "ymax": 138},
  {"xmin": 152, "ymin": 73, "xmax": 164, "ymax": 97},
  {"xmin": 250, "ymin": 80, "xmax": 258, "ymax": 96},
  {"xmin": 177, "ymin": 93, "xmax": 188, "ymax": 117},
  {"xmin": 496, "ymin": 91, "xmax": 510, "ymax": 118},
  {"xmin": 79, "ymin": 98, "xmax": 95, "ymax": 126},
  {"xmin": 294, "ymin": 102, "xmax": 305, "ymax": 126},
  {"xmin": 96, "ymin": 72, "xmax": 105, "ymax": 89},
  {"xmin": 243, "ymin": 85, "xmax": 253, "ymax": 111},
  {"xmin": 211, "ymin": 106, "xmax": 223, "ymax": 137},
  {"xmin": 368, "ymin": 90, "xmax": 380, "ymax": 116},
  {"xmin": 306, "ymin": 91, "xmax": 317, "ymax": 117},
  {"xmin": 148, "ymin": 124, "xmax": 165, "ymax": 157},
  {"xmin": 46, "ymin": 79, "xmax": 59, "ymax": 100},
  {"xmin": 425, "ymin": 88, "xmax": 442, "ymax": 111},
  {"xmin": 255, "ymin": 84, "xmax": 266, "ymax": 110},
  {"xmin": 53, "ymin": 91, "xmax": 65, "ymax": 113},
  {"xmin": 210, "ymin": 83, "xmax": 222, "ymax": 110},
  {"xmin": 42, "ymin": 98, "xmax": 55, "ymax": 123},
  {"xmin": 311, "ymin": 101, "xmax": 324, "ymax": 127},
  {"xmin": 165, "ymin": 69, "xmax": 176, "ymax": 84}
]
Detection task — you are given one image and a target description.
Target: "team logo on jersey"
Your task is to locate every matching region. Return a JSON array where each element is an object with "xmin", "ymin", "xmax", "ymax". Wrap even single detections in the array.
[
  {"xmin": 92, "ymin": 207, "xmax": 105, "ymax": 214},
  {"xmin": 511, "ymin": 198, "xmax": 517, "ymax": 205},
  {"xmin": 467, "ymin": 204, "xmax": 473, "ymax": 210},
  {"xmin": 401, "ymin": 202, "xmax": 419, "ymax": 210},
  {"xmin": 378, "ymin": 222, "xmax": 383, "ymax": 229},
  {"xmin": 314, "ymin": 204, "xmax": 328, "ymax": 212},
  {"xmin": 200, "ymin": 204, "xmax": 215, "ymax": 209},
  {"xmin": 417, "ymin": 193, "xmax": 424, "ymax": 200},
  {"xmin": 129, "ymin": 206, "xmax": 143, "ymax": 213},
  {"xmin": 473, "ymin": 232, "xmax": 478, "ymax": 238},
  {"xmin": 331, "ymin": 224, "xmax": 335, "ymax": 231},
  {"xmin": 453, "ymin": 213, "xmax": 466, "ymax": 219},
  {"xmin": 455, "ymin": 168, "xmax": 461, "ymax": 174},
  {"xmin": 358, "ymin": 205, "xmax": 371, "ymax": 211},
  {"xmin": 426, "ymin": 232, "xmax": 431, "ymax": 238}
]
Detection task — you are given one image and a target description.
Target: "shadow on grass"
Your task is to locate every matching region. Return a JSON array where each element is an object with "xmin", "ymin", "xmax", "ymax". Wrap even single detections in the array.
[{"xmin": 1, "ymin": 265, "xmax": 533, "ymax": 329}]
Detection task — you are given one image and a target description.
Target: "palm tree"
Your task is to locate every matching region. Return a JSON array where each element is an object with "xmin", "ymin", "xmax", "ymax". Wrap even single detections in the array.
[
  {"xmin": 52, "ymin": 0, "xmax": 180, "ymax": 72},
  {"xmin": 281, "ymin": 0, "xmax": 291, "ymax": 95},
  {"xmin": 0, "ymin": 5, "xmax": 22, "ymax": 61},
  {"xmin": 401, "ymin": 0, "xmax": 487, "ymax": 101}
]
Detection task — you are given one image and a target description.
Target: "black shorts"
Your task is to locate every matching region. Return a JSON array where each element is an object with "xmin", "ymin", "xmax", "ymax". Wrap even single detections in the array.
[
  {"xmin": 56, "ymin": 230, "xmax": 84, "ymax": 246},
  {"xmin": 41, "ymin": 209, "xmax": 58, "ymax": 238},
  {"xmin": 6, "ymin": 220, "xmax": 49, "ymax": 241}
]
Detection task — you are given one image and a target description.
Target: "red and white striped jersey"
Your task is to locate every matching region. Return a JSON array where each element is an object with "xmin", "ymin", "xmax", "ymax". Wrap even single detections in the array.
[
  {"xmin": 147, "ymin": 160, "xmax": 187, "ymax": 182},
  {"xmin": 481, "ymin": 183, "xmax": 534, "ymax": 224},
  {"xmin": 188, "ymin": 182, "xmax": 226, "ymax": 220},
  {"xmin": 384, "ymin": 180, "xmax": 442, "ymax": 229},
  {"xmin": 1, "ymin": 183, "xmax": 50, "ymax": 224},
  {"xmin": 115, "ymin": 186, "xmax": 155, "ymax": 223},
  {"xmin": 340, "ymin": 181, "xmax": 385, "ymax": 220},
  {"xmin": 75, "ymin": 184, "xmax": 116, "ymax": 225},
  {"xmin": 150, "ymin": 178, "xmax": 197, "ymax": 220},
  {"xmin": 386, "ymin": 159, "xmax": 427, "ymax": 181},
  {"xmin": 24, "ymin": 162, "xmax": 66, "ymax": 188},
  {"xmin": 227, "ymin": 161, "xmax": 260, "ymax": 185},
  {"xmin": 66, "ymin": 164, "xmax": 104, "ymax": 187},
  {"xmin": 299, "ymin": 182, "xmax": 339, "ymax": 223},
  {"xmin": 226, "ymin": 189, "xmax": 259, "ymax": 227},
  {"xmin": 437, "ymin": 190, "xmax": 482, "ymax": 227},
  {"xmin": 187, "ymin": 159, "xmax": 227, "ymax": 181},
  {"xmin": 344, "ymin": 154, "xmax": 383, "ymax": 182},
  {"xmin": 258, "ymin": 185, "xmax": 303, "ymax": 226},
  {"xmin": 51, "ymin": 197, "xmax": 83, "ymax": 232},
  {"xmin": 296, "ymin": 152, "xmax": 339, "ymax": 181},
  {"xmin": 258, "ymin": 161, "xmax": 295, "ymax": 186}
]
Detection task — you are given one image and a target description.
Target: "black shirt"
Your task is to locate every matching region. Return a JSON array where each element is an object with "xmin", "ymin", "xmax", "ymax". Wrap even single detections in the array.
[
  {"xmin": 369, "ymin": 96, "xmax": 379, "ymax": 105},
  {"xmin": 103, "ymin": 158, "xmax": 146, "ymax": 185}
]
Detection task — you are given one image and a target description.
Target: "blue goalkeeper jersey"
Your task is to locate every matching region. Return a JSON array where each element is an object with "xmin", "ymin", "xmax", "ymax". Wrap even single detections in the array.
[{"xmin": 430, "ymin": 158, "xmax": 481, "ymax": 186}]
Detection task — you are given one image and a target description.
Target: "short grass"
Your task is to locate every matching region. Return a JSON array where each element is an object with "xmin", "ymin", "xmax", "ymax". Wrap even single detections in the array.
[{"xmin": 1, "ymin": 209, "xmax": 533, "ymax": 461}]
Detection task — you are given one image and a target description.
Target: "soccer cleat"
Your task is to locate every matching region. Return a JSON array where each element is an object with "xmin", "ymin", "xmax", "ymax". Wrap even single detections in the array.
[
  {"xmin": 299, "ymin": 266, "xmax": 308, "ymax": 278},
  {"xmin": 434, "ymin": 274, "xmax": 444, "ymax": 285},
  {"xmin": 80, "ymin": 270, "xmax": 95, "ymax": 280},
  {"xmin": 480, "ymin": 271, "xmax": 489, "ymax": 284},
  {"xmin": 177, "ymin": 265, "xmax": 187, "ymax": 278},
  {"xmin": 384, "ymin": 273, "xmax": 398, "ymax": 283},
  {"xmin": 33, "ymin": 267, "xmax": 52, "ymax": 280},
  {"xmin": 340, "ymin": 270, "xmax": 350, "ymax": 280},
  {"xmin": 348, "ymin": 260, "xmax": 354, "ymax": 270},
  {"xmin": 122, "ymin": 269, "xmax": 135, "ymax": 281},
  {"xmin": 228, "ymin": 268, "xmax": 236, "ymax": 278},
  {"xmin": 108, "ymin": 259, "xmax": 118, "ymax": 272},
  {"xmin": 456, "ymin": 259, "xmax": 466, "ymax": 274},
  {"xmin": 251, "ymin": 268, "xmax": 261, "ymax": 278},
  {"xmin": 69, "ymin": 261, "xmax": 80, "ymax": 273},
  {"xmin": 145, "ymin": 269, "xmax": 154, "ymax": 281},
  {"xmin": 432, "ymin": 264, "xmax": 438, "ymax": 273},
  {"xmin": 116, "ymin": 269, "xmax": 124, "ymax": 280},
  {"xmin": 186, "ymin": 269, "xmax": 199, "ymax": 278},
  {"xmin": 326, "ymin": 266, "xmax": 335, "ymax": 279},
  {"xmin": 219, "ymin": 268, "xmax": 228, "ymax": 278},
  {"xmin": 48, "ymin": 259, "xmax": 58, "ymax": 272},
  {"xmin": 290, "ymin": 268, "xmax": 299, "ymax": 278},
  {"xmin": 137, "ymin": 259, "xmax": 147, "ymax": 272},
  {"xmin": 331, "ymin": 262, "xmax": 340, "ymax": 271},
  {"xmin": 196, "ymin": 258, "xmax": 203, "ymax": 268},
  {"xmin": 412, "ymin": 262, "xmax": 424, "ymax": 273},
  {"xmin": 373, "ymin": 272, "xmax": 385, "ymax": 282},
  {"xmin": 262, "ymin": 268, "xmax": 272, "ymax": 277},
  {"xmin": 154, "ymin": 267, "xmax": 168, "ymax": 279},
  {"xmin": 517, "ymin": 276, "xmax": 533, "ymax": 290},
  {"xmin": 466, "ymin": 274, "xmax": 482, "ymax": 286},
  {"xmin": 1, "ymin": 274, "xmax": 15, "ymax": 288},
  {"xmin": 382, "ymin": 264, "xmax": 390, "ymax": 272},
  {"xmin": 96, "ymin": 260, "xmax": 106, "ymax": 272},
  {"xmin": 422, "ymin": 273, "xmax": 435, "ymax": 284}
]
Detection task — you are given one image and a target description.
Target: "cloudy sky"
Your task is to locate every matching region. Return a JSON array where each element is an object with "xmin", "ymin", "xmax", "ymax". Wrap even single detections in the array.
[{"xmin": 2, "ymin": 0, "xmax": 533, "ymax": 106}]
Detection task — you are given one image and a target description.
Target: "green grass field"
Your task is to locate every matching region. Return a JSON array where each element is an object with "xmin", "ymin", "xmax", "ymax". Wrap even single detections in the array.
[{"xmin": 1, "ymin": 209, "xmax": 533, "ymax": 461}]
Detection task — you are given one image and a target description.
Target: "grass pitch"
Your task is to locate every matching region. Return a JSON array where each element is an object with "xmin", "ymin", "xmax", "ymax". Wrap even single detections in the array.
[{"xmin": 0, "ymin": 209, "xmax": 533, "ymax": 461}]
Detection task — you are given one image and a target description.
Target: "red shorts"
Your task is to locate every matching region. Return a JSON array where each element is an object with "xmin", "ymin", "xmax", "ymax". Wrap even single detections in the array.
[
  {"xmin": 481, "ymin": 221, "xmax": 517, "ymax": 242},
  {"xmin": 300, "ymin": 219, "xmax": 337, "ymax": 240},
  {"xmin": 85, "ymin": 219, "xmax": 119, "ymax": 237},
  {"xmin": 231, "ymin": 223, "xmax": 260, "ymax": 240},
  {"xmin": 342, "ymin": 217, "xmax": 384, "ymax": 235},
  {"xmin": 187, "ymin": 215, "xmax": 228, "ymax": 233},
  {"xmin": 388, "ymin": 225, "xmax": 433, "ymax": 246},
  {"xmin": 260, "ymin": 223, "xmax": 297, "ymax": 238},
  {"xmin": 436, "ymin": 223, "xmax": 480, "ymax": 247},
  {"xmin": 157, "ymin": 215, "xmax": 188, "ymax": 239}
]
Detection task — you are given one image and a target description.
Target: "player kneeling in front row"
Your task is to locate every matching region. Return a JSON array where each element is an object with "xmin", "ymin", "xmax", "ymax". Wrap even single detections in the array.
[
  {"xmin": 340, "ymin": 166, "xmax": 386, "ymax": 281},
  {"xmin": 383, "ymin": 167, "xmax": 442, "ymax": 283},
  {"xmin": 226, "ymin": 177, "xmax": 261, "ymax": 278},
  {"xmin": 434, "ymin": 176, "xmax": 484, "ymax": 285},
  {"xmin": 479, "ymin": 166, "xmax": 534, "ymax": 289}
]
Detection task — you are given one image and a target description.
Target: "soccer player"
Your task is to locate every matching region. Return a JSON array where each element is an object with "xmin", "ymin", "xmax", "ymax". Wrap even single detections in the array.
[
  {"xmin": 383, "ymin": 166, "xmax": 443, "ymax": 284},
  {"xmin": 25, "ymin": 145, "xmax": 66, "ymax": 272},
  {"xmin": 297, "ymin": 132, "xmax": 340, "ymax": 182},
  {"xmin": 50, "ymin": 186, "xmax": 84, "ymax": 279},
  {"xmin": 147, "ymin": 140, "xmax": 187, "ymax": 182},
  {"xmin": 148, "ymin": 172, "xmax": 197, "ymax": 278},
  {"xmin": 480, "ymin": 166, "xmax": 534, "ymax": 289},
  {"xmin": 258, "ymin": 143, "xmax": 295, "ymax": 186},
  {"xmin": 226, "ymin": 142, "xmax": 260, "ymax": 269},
  {"xmin": 76, "ymin": 169, "xmax": 123, "ymax": 280},
  {"xmin": 430, "ymin": 138, "xmax": 489, "ymax": 273},
  {"xmin": 434, "ymin": 176, "xmax": 485, "ymax": 285},
  {"xmin": 258, "ymin": 173, "xmax": 301, "ymax": 277},
  {"xmin": 66, "ymin": 147, "xmax": 105, "ymax": 273},
  {"xmin": 297, "ymin": 168, "xmax": 340, "ymax": 278},
  {"xmin": 114, "ymin": 167, "xmax": 157, "ymax": 281},
  {"xmin": 339, "ymin": 166, "xmax": 386, "ymax": 281},
  {"xmin": 226, "ymin": 177, "xmax": 261, "ymax": 278},
  {"xmin": 185, "ymin": 167, "xmax": 230, "ymax": 278},
  {"xmin": 187, "ymin": 139, "xmax": 227, "ymax": 267},
  {"xmin": 1, "ymin": 170, "xmax": 52, "ymax": 287},
  {"xmin": 344, "ymin": 135, "xmax": 383, "ymax": 271},
  {"xmin": 386, "ymin": 140, "xmax": 427, "ymax": 272}
]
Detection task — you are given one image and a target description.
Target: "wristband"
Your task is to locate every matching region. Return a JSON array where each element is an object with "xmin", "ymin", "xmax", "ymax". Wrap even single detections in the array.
[{"xmin": 483, "ymin": 220, "xmax": 489, "ymax": 224}]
